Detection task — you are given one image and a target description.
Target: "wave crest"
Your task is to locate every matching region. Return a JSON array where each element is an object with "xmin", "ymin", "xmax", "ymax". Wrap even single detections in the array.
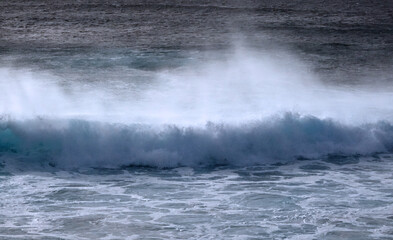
[{"xmin": 1, "ymin": 113, "xmax": 392, "ymax": 169}]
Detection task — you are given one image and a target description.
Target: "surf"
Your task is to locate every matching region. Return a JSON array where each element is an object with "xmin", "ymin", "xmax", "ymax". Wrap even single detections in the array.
[{"xmin": 1, "ymin": 47, "xmax": 392, "ymax": 169}]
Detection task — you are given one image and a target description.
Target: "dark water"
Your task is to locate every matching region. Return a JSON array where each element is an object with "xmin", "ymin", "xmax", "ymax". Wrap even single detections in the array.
[{"xmin": 1, "ymin": 0, "xmax": 392, "ymax": 83}]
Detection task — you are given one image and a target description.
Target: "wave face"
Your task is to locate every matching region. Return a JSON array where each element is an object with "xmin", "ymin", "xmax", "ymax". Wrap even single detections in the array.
[{"xmin": 1, "ymin": 114, "xmax": 392, "ymax": 169}]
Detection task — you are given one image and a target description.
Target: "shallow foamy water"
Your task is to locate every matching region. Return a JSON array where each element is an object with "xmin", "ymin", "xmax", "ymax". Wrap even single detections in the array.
[{"xmin": 1, "ymin": 155, "xmax": 392, "ymax": 240}]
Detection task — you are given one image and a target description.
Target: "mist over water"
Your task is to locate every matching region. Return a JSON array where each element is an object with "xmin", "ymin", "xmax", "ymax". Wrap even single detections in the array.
[{"xmin": 1, "ymin": 47, "xmax": 393, "ymax": 125}]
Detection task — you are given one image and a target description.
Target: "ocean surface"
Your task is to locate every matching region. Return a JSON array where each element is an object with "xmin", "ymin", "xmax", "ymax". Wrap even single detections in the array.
[{"xmin": 1, "ymin": 0, "xmax": 393, "ymax": 239}]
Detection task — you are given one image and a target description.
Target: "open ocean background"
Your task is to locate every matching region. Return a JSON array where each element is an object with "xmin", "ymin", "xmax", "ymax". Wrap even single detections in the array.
[{"xmin": 1, "ymin": 0, "xmax": 393, "ymax": 239}]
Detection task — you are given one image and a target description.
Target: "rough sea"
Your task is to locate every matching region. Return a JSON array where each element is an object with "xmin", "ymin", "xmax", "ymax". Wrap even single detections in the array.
[{"xmin": 1, "ymin": 0, "xmax": 393, "ymax": 239}]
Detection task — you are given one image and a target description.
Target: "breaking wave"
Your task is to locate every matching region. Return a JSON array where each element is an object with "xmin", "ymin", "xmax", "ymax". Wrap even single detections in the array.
[
  {"xmin": 1, "ymin": 114, "xmax": 392, "ymax": 169},
  {"xmin": 1, "ymin": 47, "xmax": 393, "ymax": 169}
]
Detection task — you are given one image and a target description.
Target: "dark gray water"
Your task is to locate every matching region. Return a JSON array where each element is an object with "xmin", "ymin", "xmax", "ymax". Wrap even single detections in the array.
[{"xmin": 1, "ymin": 0, "xmax": 393, "ymax": 83}]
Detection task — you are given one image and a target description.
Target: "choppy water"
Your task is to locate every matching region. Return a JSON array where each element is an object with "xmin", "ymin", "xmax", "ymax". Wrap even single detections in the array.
[
  {"xmin": 1, "ymin": 156, "xmax": 393, "ymax": 239},
  {"xmin": 1, "ymin": 0, "xmax": 393, "ymax": 239}
]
